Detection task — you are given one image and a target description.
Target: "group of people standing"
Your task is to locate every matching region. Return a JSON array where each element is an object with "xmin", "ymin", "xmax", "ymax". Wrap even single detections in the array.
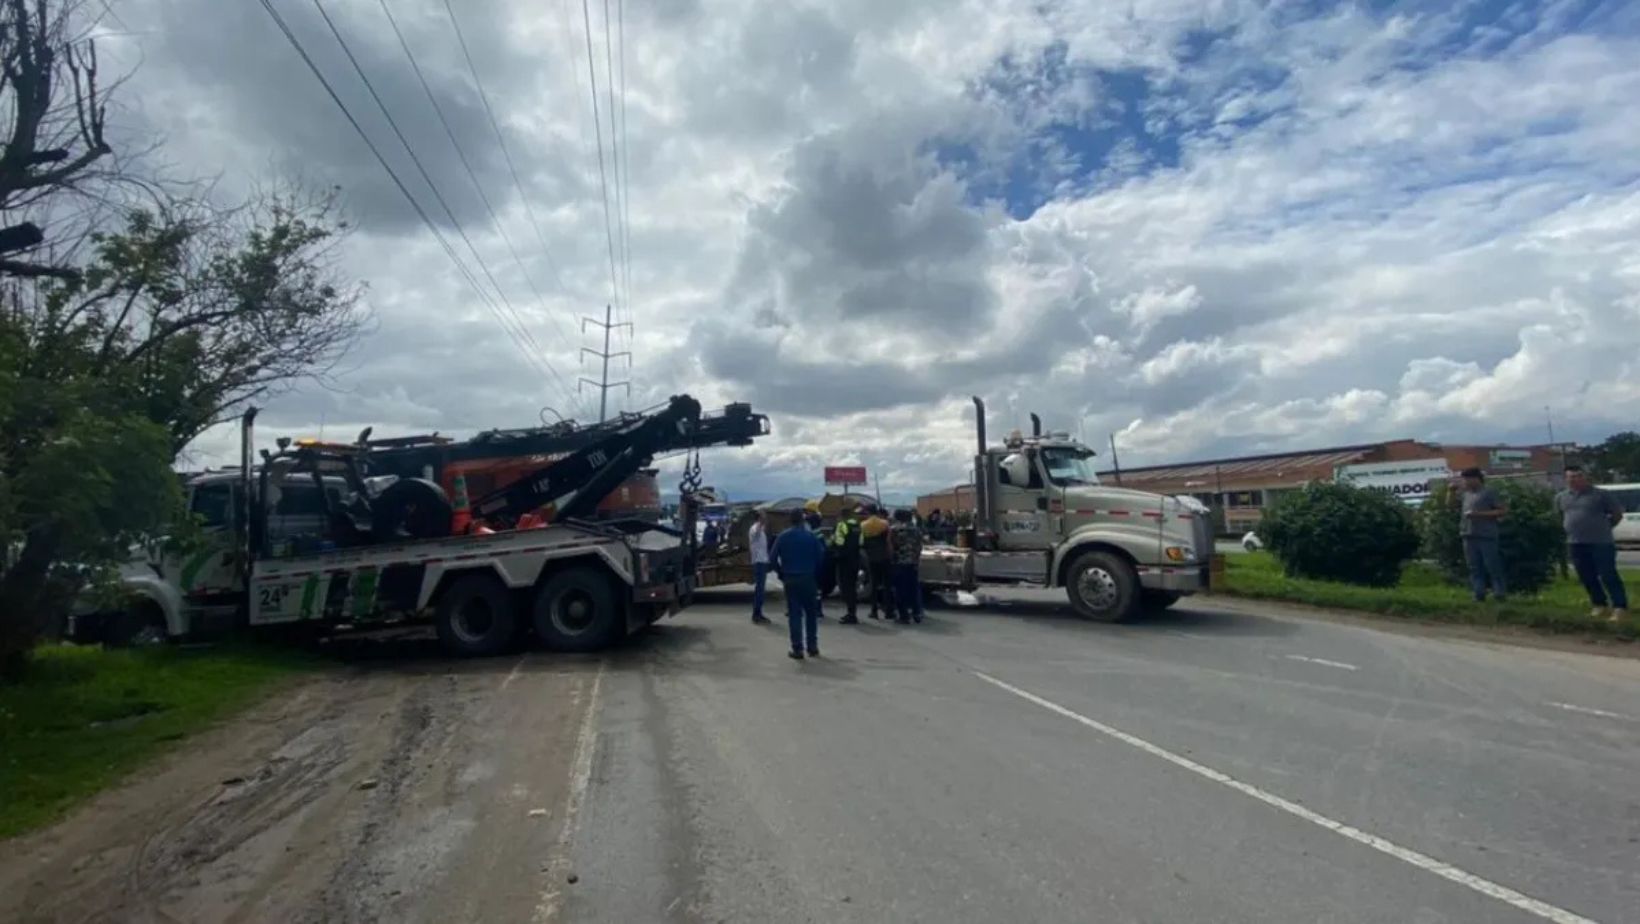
[
  {"xmin": 747, "ymin": 504, "xmax": 925, "ymax": 661},
  {"xmin": 1460, "ymin": 464, "xmax": 1629, "ymax": 620}
]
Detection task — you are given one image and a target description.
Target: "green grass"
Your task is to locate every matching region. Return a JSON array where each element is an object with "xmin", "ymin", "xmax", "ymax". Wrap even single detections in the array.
[
  {"xmin": 0, "ymin": 643, "xmax": 316, "ymax": 839},
  {"xmin": 1221, "ymin": 552, "xmax": 1639, "ymax": 640}
]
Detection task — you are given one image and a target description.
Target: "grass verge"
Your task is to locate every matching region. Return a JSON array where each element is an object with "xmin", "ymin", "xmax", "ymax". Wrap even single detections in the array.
[
  {"xmin": 0, "ymin": 642, "xmax": 316, "ymax": 839},
  {"xmin": 1221, "ymin": 552, "xmax": 1639, "ymax": 640}
]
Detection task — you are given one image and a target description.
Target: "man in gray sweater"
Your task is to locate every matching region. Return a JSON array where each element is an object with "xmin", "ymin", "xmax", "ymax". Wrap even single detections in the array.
[
  {"xmin": 1459, "ymin": 468, "xmax": 1508, "ymax": 602},
  {"xmin": 1556, "ymin": 465, "xmax": 1628, "ymax": 622}
]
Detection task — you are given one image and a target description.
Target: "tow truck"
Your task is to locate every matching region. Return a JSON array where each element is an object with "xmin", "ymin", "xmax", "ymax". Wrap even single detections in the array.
[
  {"xmin": 69, "ymin": 396, "xmax": 769, "ymax": 655},
  {"xmin": 919, "ymin": 398, "xmax": 1211, "ymax": 621}
]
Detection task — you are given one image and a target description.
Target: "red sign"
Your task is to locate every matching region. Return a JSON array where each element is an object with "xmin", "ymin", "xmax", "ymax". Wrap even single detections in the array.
[{"xmin": 824, "ymin": 465, "xmax": 867, "ymax": 486}]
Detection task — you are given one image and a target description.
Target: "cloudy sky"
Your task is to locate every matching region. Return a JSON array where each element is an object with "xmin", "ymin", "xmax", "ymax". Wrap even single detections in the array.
[{"xmin": 97, "ymin": 0, "xmax": 1640, "ymax": 499}]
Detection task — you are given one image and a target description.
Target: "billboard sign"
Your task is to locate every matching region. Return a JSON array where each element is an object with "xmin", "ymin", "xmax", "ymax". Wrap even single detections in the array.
[
  {"xmin": 824, "ymin": 465, "xmax": 867, "ymax": 486},
  {"xmin": 1491, "ymin": 448, "xmax": 1531, "ymax": 469},
  {"xmin": 1335, "ymin": 459, "xmax": 1451, "ymax": 506}
]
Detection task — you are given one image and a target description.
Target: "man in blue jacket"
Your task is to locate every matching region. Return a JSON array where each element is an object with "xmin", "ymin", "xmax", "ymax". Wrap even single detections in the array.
[{"xmin": 772, "ymin": 508, "xmax": 826, "ymax": 659}]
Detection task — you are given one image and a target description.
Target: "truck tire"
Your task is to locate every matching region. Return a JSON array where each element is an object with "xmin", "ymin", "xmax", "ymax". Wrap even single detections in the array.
[
  {"xmin": 532, "ymin": 566, "xmax": 622, "ymax": 653},
  {"xmin": 371, "ymin": 477, "xmax": 453, "ymax": 542},
  {"xmin": 1065, "ymin": 551, "xmax": 1139, "ymax": 622},
  {"xmin": 1141, "ymin": 589, "xmax": 1182, "ymax": 613},
  {"xmin": 103, "ymin": 600, "xmax": 167, "ymax": 648},
  {"xmin": 433, "ymin": 574, "xmax": 517, "ymax": 657}
]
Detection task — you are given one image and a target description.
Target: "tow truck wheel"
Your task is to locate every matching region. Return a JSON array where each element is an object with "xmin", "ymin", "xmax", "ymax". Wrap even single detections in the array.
[
  {"xmin": 533, "ymin": 566, "xmax": 621, "ymax": 653},
  {"xmin": 1065, "ymin": 551, "xmax": 1138, "ymax": 622},
  {"xmin": 434, "ymin": 574, "xmax": 518, "ymax": 657}
]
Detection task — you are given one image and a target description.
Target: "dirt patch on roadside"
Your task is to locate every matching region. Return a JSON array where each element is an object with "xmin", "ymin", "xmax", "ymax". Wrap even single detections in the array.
[{"xmin": 0, "ymin": 643, "xmax": 598, "ymax": 924}]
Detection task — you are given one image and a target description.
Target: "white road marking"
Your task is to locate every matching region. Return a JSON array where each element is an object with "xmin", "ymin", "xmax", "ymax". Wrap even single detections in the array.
[
  {"xmin": 498, "ymin": 654, "xmax": 527, "ymax": 692},
  {"xmin": 1285, "ymin": 654, "xmax": 1359, "ymax": 671},
  {"xmin": 1166, "ymin": 630, "xmax": 1208, "ymax": 640},
  {"xmin": 536, "ymin": 662, "xmax": 606, "ymax": 923},
  {"xmin": 1549, "ymin": 702, "xmax": 1634, "ymax": 722},
  {"xmin": 974, "ymin": 671, "xmax": 1601, "ymax": 924}
]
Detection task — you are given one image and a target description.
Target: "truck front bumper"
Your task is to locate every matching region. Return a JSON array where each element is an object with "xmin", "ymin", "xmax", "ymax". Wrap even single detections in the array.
[{"xmin": 1136, "ymin": 564, "xmax": 1208, "ymax": 594}]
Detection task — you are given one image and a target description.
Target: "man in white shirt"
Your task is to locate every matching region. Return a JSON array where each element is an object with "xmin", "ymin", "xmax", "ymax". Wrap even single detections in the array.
[{"xmin": 748, "ymin": 510, "xmax": 772, "ymax": 624}]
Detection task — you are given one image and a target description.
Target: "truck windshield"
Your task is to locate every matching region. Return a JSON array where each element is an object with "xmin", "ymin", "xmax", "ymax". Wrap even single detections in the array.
[{"xmin": 1041, "ymin": 448, "xmax": 1100, "ymax": 486}]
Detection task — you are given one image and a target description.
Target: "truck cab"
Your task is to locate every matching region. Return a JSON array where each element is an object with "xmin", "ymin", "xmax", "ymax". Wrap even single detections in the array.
[{"xmin": 921, "ymin": 399, "xmax": 1210, "ymax": 621}]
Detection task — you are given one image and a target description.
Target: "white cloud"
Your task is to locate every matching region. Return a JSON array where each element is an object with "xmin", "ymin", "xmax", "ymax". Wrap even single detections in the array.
[{"xmin": 84, "ymin": 0, "xmax": 1640, "ymax": 497}]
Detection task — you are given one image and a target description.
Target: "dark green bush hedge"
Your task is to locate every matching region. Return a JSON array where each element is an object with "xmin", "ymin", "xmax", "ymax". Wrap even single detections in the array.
[
  {"xmin": 1258, "ymin": 482, "xmax": 1420, "ymax": 586},
  {"xmin": 1419, "ymin": 480, "xmax": 1564, "ymax": 595}
]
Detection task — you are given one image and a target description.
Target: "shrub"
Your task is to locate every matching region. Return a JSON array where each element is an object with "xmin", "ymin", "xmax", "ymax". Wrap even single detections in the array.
[
  {"xmin": 1420, "ymin": 480, "xmax": 1564, "ymax": 595},
  {"xmin": 1258, "ymin": 481, "xmax": 1420, "ymax": 586}
]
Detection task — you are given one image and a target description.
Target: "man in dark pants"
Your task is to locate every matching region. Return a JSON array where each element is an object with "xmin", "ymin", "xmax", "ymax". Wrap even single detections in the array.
[
  {"xmin": 748, "ymin": 509, "xmax": 771, "ymax": 625},
  {"xmin": 772, "ymin": 508, "xmax": 825, "ymax": 659},
  {"xmin": 831, "ymin": 505, "xmax": 863, "ymax": 624},
  {"xmin": 861, "ymin": 505, "xmax": 893, "ymax": 619},
  {"xmin": 1556, "ymin": 465, "xmax": 1629, "ymax": 622},
  {"xmin": 1459, "ymin": 468, "xmax": 1508, "ymax": 602},
  {"xmin": 889, "ymin": 508, "xmax": 924, "ymax": 624}
]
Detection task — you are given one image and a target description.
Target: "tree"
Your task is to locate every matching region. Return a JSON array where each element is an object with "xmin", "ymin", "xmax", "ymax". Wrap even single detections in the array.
[
  {"xmin": 1, "ymin": 0, "xmax": 115, "ymax": 279},
  {"xmin": 1257, "ymin": 481, "xmax": 1421, "ymax": 587},
  {"xmin": 1578, "ymin": 432, "xmax": 1640, "ymax": 483},
  {"xmin": 1419, "ymin": 480, "xmax": 1564, "ymax": 595},
  {"xmin": 1, "ymin": 192, "xmax": 366, "ymax": 677}
]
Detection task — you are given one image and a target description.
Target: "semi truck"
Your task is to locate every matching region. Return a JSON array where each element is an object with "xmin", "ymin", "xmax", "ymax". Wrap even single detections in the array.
[
  {"xmin": 918, "ymin": 398, "xmax": 1210, "ymax": 621},
  {"xmin": 69, "ymin": 396, "xmax": 769, "ymax": 655}
]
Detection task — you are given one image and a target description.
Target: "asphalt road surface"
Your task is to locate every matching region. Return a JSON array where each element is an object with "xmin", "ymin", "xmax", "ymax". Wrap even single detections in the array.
[{"xmin": 5, "ymin": 589, "xmax": 1638, "ymax": 923}]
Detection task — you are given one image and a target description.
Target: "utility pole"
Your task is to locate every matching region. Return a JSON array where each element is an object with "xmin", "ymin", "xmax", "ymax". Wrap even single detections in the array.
[
  {"xmin": 580, "ymin": 304, "xmax": 631, "ymax": 422},
  {"xmin": 1108, "ymin": 433, "xmax": 1124, "ymax": 485}
]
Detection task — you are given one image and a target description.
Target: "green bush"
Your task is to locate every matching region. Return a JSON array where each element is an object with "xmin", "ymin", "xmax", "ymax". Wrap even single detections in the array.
[
  {"xmin": 1258, "ymin": 481, "xmax": 1420, "ymax": 586},
  {"xmin": 1420, "ymin": 480, "xmax": 1564, "ymax": 595}
]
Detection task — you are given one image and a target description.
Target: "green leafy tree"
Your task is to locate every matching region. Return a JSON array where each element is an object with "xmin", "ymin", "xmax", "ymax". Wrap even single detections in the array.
[
  {"xmin": 1577, "ymin": 432, "xmax": 1640, "ymax": 483},
  {"xmin": 1420, "ymin": 480, "xmax": 1565, "ymax": 595},
  {"xmin": 1, "ymin": 192, "xmax": 364, "ymax": 678},
  {"xmin": 1258, "ymin": 481, "xmax": 1420, "ymax": 586}
]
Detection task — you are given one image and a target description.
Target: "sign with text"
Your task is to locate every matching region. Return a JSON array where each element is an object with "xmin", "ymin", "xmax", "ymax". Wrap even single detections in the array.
[
  {"xmin": 1334, "ymin": 459, "xmax": 1451, "ymax": 506},
  {"xmin": 1491, "ymin": 448, "xmax": 1531, "ymax": 469},
  {"xmin": 824, "ymin": 465, "xmax": 867, "ymax": 486}
]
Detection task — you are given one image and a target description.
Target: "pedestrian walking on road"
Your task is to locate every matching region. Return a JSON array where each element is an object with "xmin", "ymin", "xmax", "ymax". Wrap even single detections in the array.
[
  {"xmin": 772, "ymin": 508, "xmax": 825, "ymax": 659},
  {"xmin": 832, "ymin": 505, "xmax": 863, "ymax": 624},
  {"xmin": 861, "ymin": 505, "xmax": 894, "ymax": 619},
  {"xmin": 748, "ymin": 510, "xmax": 772, "ymax": 625},
  {"xmin": 1556, "ymin": 465, "xmax": 1629, "ymax": 622},
  {"xmin": 890, "ymin": 509, "xmax": 924, "ymax": 624},
  {"xmin": 1459, "ymin": 468, "xmax": 1508, "ymax": 602}
]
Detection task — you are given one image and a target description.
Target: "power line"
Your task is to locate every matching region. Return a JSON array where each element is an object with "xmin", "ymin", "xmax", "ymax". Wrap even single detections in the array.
[
  {"xmin": 440, "ymin": 0, "xmax": 573, "ymax": 312},
  {"xmin": 255, "ymin": 0, "xmax": 561, "ymax": 389},
  {"xmin": 579, "ymin": 0, "xmax": 624, "ymax": 327},
  {"xmin": 601, "ymin": 0, "xmax": 626, "ymax": 333},
  {"xmin": 373, "ymin": 0, "xmax": 584, "ymax": 409},
  {"xmin": 306, "ymin": 1, "xmax": 558, "ymax": 370},
  {"xmin": 616, "ymin": 0, "xmax": 634, "ymax": 348}
]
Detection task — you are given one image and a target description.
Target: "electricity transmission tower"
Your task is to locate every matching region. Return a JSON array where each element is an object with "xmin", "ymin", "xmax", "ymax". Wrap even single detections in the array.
[{"xmin": 579, "ymin": 304, "xmax": 631, "ymax": 422}]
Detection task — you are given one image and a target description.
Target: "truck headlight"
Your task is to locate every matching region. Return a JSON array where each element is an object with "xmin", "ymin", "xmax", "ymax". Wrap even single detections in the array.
[{"xmin": 1164, "ymin": 546, "xmax": 1191, "ymax": 562}]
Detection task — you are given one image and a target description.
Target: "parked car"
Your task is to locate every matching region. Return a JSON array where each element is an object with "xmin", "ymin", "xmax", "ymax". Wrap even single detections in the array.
[{"xmin": 1241, "ymin": 530, "xmax": 1263, "ymax": 552}]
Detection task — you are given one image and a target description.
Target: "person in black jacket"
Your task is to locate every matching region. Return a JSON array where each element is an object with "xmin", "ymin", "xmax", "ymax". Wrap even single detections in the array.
[{"xmin": 861, "ymin": 505, "xmax": 894, "ymax": 619}]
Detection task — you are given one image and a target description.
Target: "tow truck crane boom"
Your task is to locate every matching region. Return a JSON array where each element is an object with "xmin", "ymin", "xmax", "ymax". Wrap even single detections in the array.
[{"xmin": 470, "ymin": 395, "xmax": 767, "ymax": 527}]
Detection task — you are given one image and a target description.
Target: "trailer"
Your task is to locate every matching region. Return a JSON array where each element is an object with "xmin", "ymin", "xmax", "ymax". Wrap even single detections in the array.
[{"xmin": 70, "ymin": 396, "xmax": 770, "ymax": 655}]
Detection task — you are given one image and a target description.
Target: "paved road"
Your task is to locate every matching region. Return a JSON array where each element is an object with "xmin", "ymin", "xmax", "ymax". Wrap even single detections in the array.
[
  {"xmin": 6, "ymin": 590, "xmax": 1637, "ymax": 923},
  {"xmin": 562, "ymin": 587, "xmax": 1640, "ymax": 924}
]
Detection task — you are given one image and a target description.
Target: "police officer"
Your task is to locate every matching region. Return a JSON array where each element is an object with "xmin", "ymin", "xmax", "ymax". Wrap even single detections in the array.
[{"xmin": 831, "ymin": 504, "xmax": 863, "ymax": 624}]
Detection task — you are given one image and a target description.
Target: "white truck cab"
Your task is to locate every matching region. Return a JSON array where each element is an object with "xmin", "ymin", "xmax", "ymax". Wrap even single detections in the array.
[{"xmin": 919, "ymin": 399, "xmax": 1211, "ymax": 621}]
